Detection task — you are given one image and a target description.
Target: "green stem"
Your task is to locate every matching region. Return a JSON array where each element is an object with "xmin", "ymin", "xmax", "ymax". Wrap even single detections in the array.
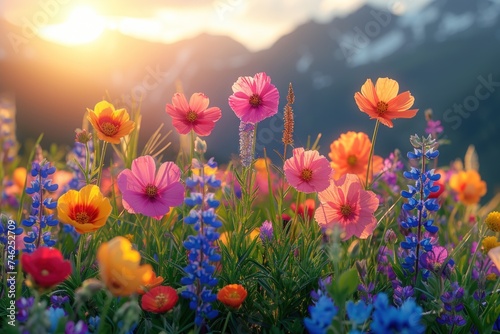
[
  {"xmin": 190, "ymin": 129, "xmax": 195, "ymax": 167},
  {"xmin": 221, "ymin": 311, "xmax": 232, "ymax": 334},
  {"xmin": 76, "ymin": 235, "xmax": 85, "ymax": 282},
  {"xmin": 365, "ymin": 120, "xmax": 380, "ymax": 190},
  {"xmin": 96, "ymin": 141, "xmax": 108, "ymax": 187},
  {"xmin": 84, "ymin": 141, "xmax": 92, "ymax": 185},
  {"xmin": 97, "ymin": 292, "xmax": 113, "ymax": 334}
]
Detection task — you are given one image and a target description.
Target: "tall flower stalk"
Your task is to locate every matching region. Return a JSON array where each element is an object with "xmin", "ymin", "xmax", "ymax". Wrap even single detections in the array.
[
  {"xmin": 22, "ymin": 160, "xmax": 59, "ymax": 252},
  {"xmin": 181, "ymin": 154, "xmax": 222, "ymax": 329},
  {"xmin": 400, "ymin": 134, "xmax": 441, "ymax": 282}
]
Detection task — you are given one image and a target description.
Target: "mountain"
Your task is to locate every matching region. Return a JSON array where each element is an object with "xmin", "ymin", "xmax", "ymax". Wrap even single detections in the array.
[{"xmin": 1, "ymin": 0, "xmax": 500, "ymax": 198}]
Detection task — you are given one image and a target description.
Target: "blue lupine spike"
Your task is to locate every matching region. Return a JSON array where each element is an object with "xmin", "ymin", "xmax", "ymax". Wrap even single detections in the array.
[
  {"xmin": 181, "ymin": 158, "xmax": 222, "ymax": 327},
  {"xmin": 425, "ymin": 149, "xmax": 439, "ymax": 159}
]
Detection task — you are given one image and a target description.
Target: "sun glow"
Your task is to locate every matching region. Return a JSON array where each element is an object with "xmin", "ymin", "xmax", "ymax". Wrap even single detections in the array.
[{"xmin": 39, "ymin": 6, "xmax": 106, "ymax": 45}]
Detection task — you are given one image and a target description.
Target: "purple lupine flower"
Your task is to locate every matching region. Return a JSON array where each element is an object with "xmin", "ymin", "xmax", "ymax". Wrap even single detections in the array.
[
  {"xmin": 50, "ymin": 295, "xmax": 70, "ymax": 308},
  {"xmin": 393, "ymin": 285, "xmax": 414, "ymax": 307},
  {"xmin": 65, "ymin": 320, "xmax": 88, "ymax": 334},
  {"xmin": 238, "ymin": 121, "xmax": 255, "ymax": 167},
  {"xmin": 311, "ymin": 276, "xmax": 332, "ymax": 302},
  {"xmin": 16, "ymin": 297, "xmax": 35, "ymax": 323},
  {"xmin": 260, "ymin": 221, "xmax": 273, "ymax": 244},
  {"xmin": 437, "ymin": 282, "xmax": 466, "ymax": 327}
]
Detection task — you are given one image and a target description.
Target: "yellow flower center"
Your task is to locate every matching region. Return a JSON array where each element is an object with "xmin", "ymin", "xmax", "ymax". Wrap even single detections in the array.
[
  {"xmin": 485, "ymin": 211, "xmax": 500, "ymax": 232},
  {"xmin": 300, "ymin": 168, "xmax": 313, "ymax": 182},
  {"xmin": 155, "ymin": 293, "xmax": 167, "ymax": 308},
  {"xmin": 145, "ymin": 184, "xmax": 159, "ymax": 199},
  {"xmin": 228, "ymin": 291, "xmax": 241, "ymax": 299},
  {"xmin": 347, "ymin": 155, "xmax": 357, "ymax": 166},
  {"xmin": 340, "ymin": 204, "xmax": 354, "ymax": 219},
  {"xmin": 249, "ymin": 94, "xmax": 262, "ymax": 107},
  {"xmin": 486, "ymin": 273, "xmax": 497, "ymax": 281},
  {"xmin": 100, "ymin": 122, "xmax": 119, "ymax": 136},
  {"xmin": 482, "ymin": 236, "xmax": 500, "ymax": 253},
  {"xmin": 186, "ymin": 110, "xmax": 198, "ymax": 123},
  {"xmin": 75, "ymin": 212, "xmax": 90, "ymax": 225},
  {"xmin": 376, "ymin": 101, "xmax": 388, "ymax": 115},
  {"xmin": 41, "ymin": 269, "xmax": 49, "ymax": 276}
]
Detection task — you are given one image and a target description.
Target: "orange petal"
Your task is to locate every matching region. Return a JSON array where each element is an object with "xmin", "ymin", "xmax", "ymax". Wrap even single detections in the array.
[
  {"xmin": 387, "ymin": 91, "xmax": 415, "ymax": 112},
  {"xmin": 375, "ymin": 78, "xmax": 399, "ymax": 103},
  {"xmin": 354, "ymin": 93, "xmax": 378, "ymax": 116},
  {"xmin": 360, "ymin": 79, "xmax": 378, "ymax": 104},
  {"xmin": 384, "ymin": 109, "xmax": 418, "ymax": 120}
]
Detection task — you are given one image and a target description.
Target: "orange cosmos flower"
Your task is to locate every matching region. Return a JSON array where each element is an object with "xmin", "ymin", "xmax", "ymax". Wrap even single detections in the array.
[
  {"xmin": 97, "ymin": 236, "xmax": 154, "ymax": 297},
  {"xmin": 329, "ymin": 132, "xmax": 383, "ymax": 184},
  {"xmin": 217, "ymin": 284, "xmax": 248, "ymax": 308},
  {"xmin": 354, "ymin": 77, "xmax": 418, "ymax": 128},
  {"xmin": 57, "ymin": 185, "xmax": 112, "ymax": 234},
  {"xmin": 141, "ymin": 286, "xmax": 178, "ymax": 313},
  {"xmin": 87, "ymin": 100, "xmax": 135, "ymax": 144},
  {"xmin": 449, "ymin": 170, "xmax": 487, "ymax": 205},
  {"xmin": 137, "ymin": 271, "xmax": 164, "ymax": 295}
]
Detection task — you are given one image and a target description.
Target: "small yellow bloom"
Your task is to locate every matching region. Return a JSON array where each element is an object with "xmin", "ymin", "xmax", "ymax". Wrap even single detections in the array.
[
  {"xmin": 486, "ymin": 273, "xmax": 497, "ymax": 281},
  {"xmin": 87, "ymin": 100, "xmax": 135, "ymax": 144},
  {"xmin": 57, "ymin": 185, "xmax": 111, "ymax": 234},
  {"xmin": 97, "ymin": 236, "xmax": 154, "ymax": 297},
  {"xmin": 482, "ymin": 236, "xmax": 500, "ymax": 253},
  {"xmin": 485, "ymin": 211, "xmax": 500, "ymax": 232}
]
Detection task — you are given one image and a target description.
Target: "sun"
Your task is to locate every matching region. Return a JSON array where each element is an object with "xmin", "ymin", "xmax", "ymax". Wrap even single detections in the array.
[{"xmin": 39, "ymin": 5, "xmax": 106, "ymax": 45}]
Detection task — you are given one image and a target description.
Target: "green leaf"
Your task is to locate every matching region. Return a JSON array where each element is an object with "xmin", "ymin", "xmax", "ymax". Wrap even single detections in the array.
[{"xmin": 337, "ymin": 268, "xmax": 359, "ymax": 297}]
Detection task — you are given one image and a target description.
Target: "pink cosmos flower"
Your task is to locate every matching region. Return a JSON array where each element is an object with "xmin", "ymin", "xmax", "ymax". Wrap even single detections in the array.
[
  {"xmin": 315, "ymin": 174, "xmax": 379, "ymax": 240},
  {"xmin": 284, "ymin": 147, "xmax": 332, "ymax": 193},
  {"xmin": 228, "ymin": 72, "xmax": 280, "ymax": 124},
  {"xmin": 166, "ymin": 93, "xmax": 222, "ymax": 136},
  {"xmin": 117, "ymin": 155, "xmax": 184, "ymax": 220}
]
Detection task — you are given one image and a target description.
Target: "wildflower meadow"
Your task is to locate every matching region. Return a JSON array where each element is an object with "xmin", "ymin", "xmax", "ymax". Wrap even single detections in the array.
[{"xmin": 1, "ymin": 73, "xmax": 500, "ymax": 334}]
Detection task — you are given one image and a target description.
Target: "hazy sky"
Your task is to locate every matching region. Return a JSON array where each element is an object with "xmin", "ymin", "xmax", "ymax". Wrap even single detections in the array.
[{"xmin": 2, "ymin": 0, "xmax": 433, "ymax": 51}]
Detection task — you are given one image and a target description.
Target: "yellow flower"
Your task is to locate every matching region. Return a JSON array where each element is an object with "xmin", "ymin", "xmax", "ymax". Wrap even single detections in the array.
[
  {"xmin": 449, "ymin": 170, "xmax": 487, "ymax": 205},
  {"xmin": 57, "ymin": 185, "xmax": 111, "ymax": 234},
  {"xmin": 97, "ymin": 236, "xmax": 154, "ymax": 297},
  {"xmin": 485, "ymin": 211, "xmax": 500, "ymax": 232},
  {"xmin": 486, "ymin": 273, "xmax": 497, "ymax": 281},
  {"xmin": 482, "ymin": 236, "xmax": 500, "ymax": 253},
  {"xmin": 87, "ymin": 101, "xmax": 135, "ymax": 144}
]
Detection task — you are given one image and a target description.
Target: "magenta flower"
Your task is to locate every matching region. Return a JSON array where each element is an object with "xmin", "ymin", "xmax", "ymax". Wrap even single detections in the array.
[
  {"xmin": 166, "ymin": 93, "xmax": 222, "ymax": 136},
  {"xmin": 315, "ymin": 174, "xmax": 379, "ymax": 240},
  {"xmin": 420, "ymin": 246, "xmax": 448, "ymax": 272},
  {"xmin": 284, "ymin": 147, "xmax": 332, "ymax": 193},
  {"xmin": 117, "ymin": 155, "xmax": 184, "ymax": 219},
  {"xmin": 228, "ymin": 72, "xmax": 280, "ymax": 124}
]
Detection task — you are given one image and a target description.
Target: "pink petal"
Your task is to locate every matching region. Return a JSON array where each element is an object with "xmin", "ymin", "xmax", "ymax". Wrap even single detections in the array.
[
  {"xmin": 155, "ymin": 162, "xmax": 181, "ymax": 192},
  {"xmin": 158, "ymin": 182, "xmax": 185, "ymax": 208},
  {"xmin": 171, "ymin": 119, "xmax": 192, "ymax": 135},
  {"xmin": 131, "ymin": 156, "xmax": 157, "ymax": 185},
  {"xmin": 171, "ymin": 93, "xmax": 190, "ymax": 112},
  {"xmin": 189, "ymin": 93, "xmax": 210, "ymax": 113}
]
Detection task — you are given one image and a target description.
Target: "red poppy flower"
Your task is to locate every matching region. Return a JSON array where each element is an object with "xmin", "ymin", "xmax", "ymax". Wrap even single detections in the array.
[
  {"xmin": 217, "ymin": 284, "xmax": 248, "ymax": 308},
  {"xmin": 141, "ymin": 286, "xmax": 178, "ymax": 313},
  {"xmin": 21, "ymin": 247, "xmax": 72, "ymax": 288},
  {"xmin": 291, "ymin": 199, "xmax": 316, "ymax": 219}
]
